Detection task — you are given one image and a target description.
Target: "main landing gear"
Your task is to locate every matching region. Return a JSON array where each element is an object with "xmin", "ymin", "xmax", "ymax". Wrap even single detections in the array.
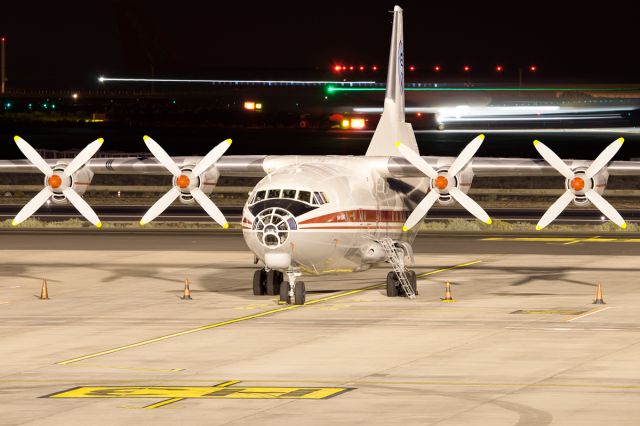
[
  {"xmin": 253, "ymin": 268, "xmax": 305, "ymax": 305},
  {"xmin": 253, "ymin": 269, "xmax": 283, "ymax": 296},
  {"xmin": 386, "ymin": 270, "xmax": 418, "ymax": 297}
]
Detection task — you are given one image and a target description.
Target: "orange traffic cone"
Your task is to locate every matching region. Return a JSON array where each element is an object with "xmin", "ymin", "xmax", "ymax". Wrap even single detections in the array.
[
  {"xmin": 593, "ymin": 283, "xmax": 605, "ymax": 304},
  {"xmin": 39, "ymin": 279, "xmax": 49, "ymax": 300},
  {"xmin": 441, "ymin": 281, "xmax": 455, "ymax": 302},
  {"xmin": 181, "ymin": 278, "xmax": 192, "ymax": 300}
]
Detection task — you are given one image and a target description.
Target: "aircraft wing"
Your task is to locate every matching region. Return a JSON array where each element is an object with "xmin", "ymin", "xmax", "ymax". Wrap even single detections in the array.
[
  {"xmin": 0, "ymin": 155, "xmax": 269, "ymax": 176},
  {"xmin": 2, "ymin": 155, "xmax": 640, "ymax": 177}
]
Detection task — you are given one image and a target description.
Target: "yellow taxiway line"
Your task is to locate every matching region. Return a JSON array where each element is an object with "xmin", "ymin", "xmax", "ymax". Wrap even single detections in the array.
[{"xmin": 56, "ymin": 259, "xmax": 481, "ymax": 365}]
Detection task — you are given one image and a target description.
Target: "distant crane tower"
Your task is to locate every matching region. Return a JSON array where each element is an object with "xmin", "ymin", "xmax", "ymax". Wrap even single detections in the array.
[{"xmin": 1, "ymin": 36, "xmax": 5, "ymax": 94}]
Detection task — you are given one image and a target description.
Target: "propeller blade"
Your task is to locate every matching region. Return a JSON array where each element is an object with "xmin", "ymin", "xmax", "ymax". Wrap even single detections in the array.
[
  {"xmin": 14, "ymin": 136, "xmax": 53, "ymax": 176},
  {"xmin": 536, "ymin": 190, "xmax": 574, "ymax": 230},
  {"xmin": 12, "ymin": 187, "xmax": 52, "ymax": 226},
  {"xmin": 191, "ymin": 187, "xmax": 228, "ymax": 228},
  {"xmin": 585, "ymin": 189, "xmax": 626, "ymax": 228},
  {"xmin": 140, "ymin": 187, "xmax": 181, "ymax": 225},
  {"xmin": 62, "ymin": 187, "xmax": 102, "ymax": 228},
  {"xmin": 402, "ymin": 190, "xmax": 439, "ymax": 231},
  {"xmin": 533, "ymin": 140, "xmax": 574, "ymax": 180},
  {"xmin": 143, "ymin": 135, "xmax": 181, "ymax": 177},
  {"xmin": 64, "ymin": 138, "xmax": 104, "ymax": 177},
  {"xmin": 448, "ymin": 134, "xmax": 485, "ymax": 176},
  {"xmin": 449, "ymin": 187, "xmax": 492, "ymax": 224},
  {"xmin": 585, "ymin": 137, "xmax": 624, "ymax": 179},
  {"xmin": 396, "ymin": 142, "xmax": 438, "ymax": 179},
  {"xmin": 192, "ymin": 139, "xmax": 232, "ymax": 177}
]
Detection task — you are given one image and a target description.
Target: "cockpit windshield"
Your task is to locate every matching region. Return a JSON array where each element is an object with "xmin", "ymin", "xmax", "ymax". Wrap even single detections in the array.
[{"xmin": 250, "ymin": 189, "xmax": 328, "ymax": 206}]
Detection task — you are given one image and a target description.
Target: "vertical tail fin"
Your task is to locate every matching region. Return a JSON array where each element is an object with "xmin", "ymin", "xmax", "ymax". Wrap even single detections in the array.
[{"xmin": 365, "ymin": 5, "xmax": 419, "ymax": 157}]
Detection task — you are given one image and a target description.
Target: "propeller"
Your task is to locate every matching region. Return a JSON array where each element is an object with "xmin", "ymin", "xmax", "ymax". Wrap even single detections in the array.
[
  {"xmin": 12, "ymin": 136, "xmax": 104, "ymax": 227},
  {"xmin": 140, "ymin": 135, "xmax": 231, "ymax": 227},
  {"xmin": 533, "ymin": 137, "xmax": 626, "ymax": 230},
  {"xmin": 397, "ymin": 134, "xmax": 491, "ymax": 231}
]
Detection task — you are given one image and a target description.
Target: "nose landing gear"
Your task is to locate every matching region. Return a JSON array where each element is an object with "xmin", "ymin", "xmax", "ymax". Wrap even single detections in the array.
[{"xmin": 279, "ymin": 269, "xmax": 305, "ymax": 305}]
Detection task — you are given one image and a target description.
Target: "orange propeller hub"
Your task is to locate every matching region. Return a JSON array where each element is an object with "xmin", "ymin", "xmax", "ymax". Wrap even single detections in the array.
[
  {"xmin": 570, "ymin": 176, "xmax": 585, "ymax": 191},
  {"xmin": 176, "ymin": 175, "xmax": 190, "ymax": 189},
  {"xmin": 434, "ymin": 175, "xmax": 448, "ymax": 190},
  {"xmin": 47, "ymin": 175, "xmax": 62, "ymax": 189}
]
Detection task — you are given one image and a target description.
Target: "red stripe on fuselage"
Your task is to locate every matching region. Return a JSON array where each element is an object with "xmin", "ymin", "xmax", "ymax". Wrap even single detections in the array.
[{"xmin": 299, "ymin": 209, "xmax": 409, "ymax": 225}]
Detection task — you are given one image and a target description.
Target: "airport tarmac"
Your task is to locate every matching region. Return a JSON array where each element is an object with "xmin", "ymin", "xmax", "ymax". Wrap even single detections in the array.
[{"xmin": 2, "ymin": 232, "xmax": 640, "ymax": 425}]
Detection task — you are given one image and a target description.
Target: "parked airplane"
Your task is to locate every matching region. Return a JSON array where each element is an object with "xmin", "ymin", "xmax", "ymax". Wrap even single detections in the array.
[{"xmin": 2, "ymin": 6, "xmax": 637, "ymax": 305}]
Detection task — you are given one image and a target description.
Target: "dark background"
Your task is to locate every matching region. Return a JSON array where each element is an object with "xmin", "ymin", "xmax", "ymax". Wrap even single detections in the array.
[{"xmin": 1, "ymin": 1, "xmax": 639, "ymax": 89}]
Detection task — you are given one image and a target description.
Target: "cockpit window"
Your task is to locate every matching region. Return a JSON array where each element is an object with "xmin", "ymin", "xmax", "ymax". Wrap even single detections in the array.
[
  {"xmin": 251, "ymin": 189, "xmax": 328, "ymax": 205},
  {"xmin": 267, "ymin": 189, "xmax": 281, "ymax": 199},
  {"xmin": 313, "ymin": 192, "xmax": 326, "ymax": 205},
  {"xmin": 282, "ymin": 189, "xmax": 296, "ymax": 199},
  {"xmin": 297, "ymin": 190, "xmax": 311, "ymax": 203}
]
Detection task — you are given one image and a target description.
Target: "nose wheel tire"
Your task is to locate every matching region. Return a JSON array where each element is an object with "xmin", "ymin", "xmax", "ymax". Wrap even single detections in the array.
[
  {"xmin": 294, "ymin": 281, "xmax": 306, "ymax": 305},
  {"xmin": 253, "ymin": 269, "xmax": 266, "ymax": 296},
  {"xmin": 280, "ymin": 281, "xmax": 305, "ymax": 305}
]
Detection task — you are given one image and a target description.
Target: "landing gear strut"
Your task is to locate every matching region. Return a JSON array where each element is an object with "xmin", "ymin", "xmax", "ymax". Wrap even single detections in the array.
[
  {"xmin": 280, "ymin": 269, "xmax": 305, "ymax": 305},
  {"xmin": 252, "ymin": 268, "xmax": 284, "ymax": 296}
]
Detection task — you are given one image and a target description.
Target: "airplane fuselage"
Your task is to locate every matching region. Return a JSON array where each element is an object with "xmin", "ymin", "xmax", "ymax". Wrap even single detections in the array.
[{"xmin": 242, "ymin": 157, "xmax": 424, "ymax": 274}]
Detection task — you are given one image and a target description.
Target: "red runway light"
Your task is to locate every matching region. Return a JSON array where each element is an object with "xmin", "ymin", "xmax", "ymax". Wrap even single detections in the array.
[
  {"xmin": 463, "ymin": 65, "xmax": 471, "ymax": 72},
  {"xmin": 530, "ymin": 65, "xmax": 537, "ymax": 72},
  {"xmin": 372, "ymin": 65, "xmax": 378, "ymax": 71},
  {"xmin": 334, "ymin": 65, "xmax": 342, "ymax": 72},
  {"xmin": 496, "ymin": 65, "xmax": 503, "ymax": 72},
  {"xmin": 409, "ymin": 65, "xmax": 415, "ymax": 71},
  {"xmin": 434, "ymin": 65, "xmax": 441, "ymax": 72},
  {"xmin": 349, "ymin": 66, "xmax": 354, "ymax": 70},
  {"xmin": 359, "ymin": 65, "xmax": 364, "ymax": 71},
  {"xmin": 341, "ymin": 66, "xmax": 346, "ymax": 70}
]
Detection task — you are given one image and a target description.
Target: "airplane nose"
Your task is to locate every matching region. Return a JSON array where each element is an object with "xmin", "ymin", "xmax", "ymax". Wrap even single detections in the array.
[{"xmin": 252, "ymin": 207, "xmax": 297, "ymax": 249}]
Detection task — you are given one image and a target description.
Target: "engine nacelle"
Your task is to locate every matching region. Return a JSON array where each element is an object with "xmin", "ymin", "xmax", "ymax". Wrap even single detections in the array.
[
  {"xmin": 430, "ymin": 162, "xmax": 474, "ymax": 206},
  {"xmin": 176, "ymin": 158, "xmax": 220, "ymax": 204},
  {"xmin": 47, "ymin": 164, "xmax": 94, "ymax": 204},
  {"xmin": 567, "ymin": 164, "xmax": 608, "ymax": 206}
]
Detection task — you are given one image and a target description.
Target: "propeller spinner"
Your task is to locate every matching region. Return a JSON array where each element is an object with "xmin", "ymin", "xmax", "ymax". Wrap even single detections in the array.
[
  {"xmin": 396, "ymin": 134, "xmax": 491, "ymax": 231},
  {"xmin": 140, "ymin": 135, "xmax": 231, "ymax": 228},
  {"xmin": 12, "ymin": 136, "xmax": 104, "ymax": 228},
  {"xmin": 533, "ymin": 137, "xmax": 626, "ymax": 230}
]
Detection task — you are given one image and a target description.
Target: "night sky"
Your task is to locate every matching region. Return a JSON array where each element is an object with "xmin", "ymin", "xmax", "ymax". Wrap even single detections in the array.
[{"xmin": 1, "ymin": 0, "xmax": 639, "ymax": 89}]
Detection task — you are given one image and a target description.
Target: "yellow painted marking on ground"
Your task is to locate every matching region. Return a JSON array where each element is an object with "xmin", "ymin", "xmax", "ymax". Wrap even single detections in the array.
[
  {"xmin": 142, "ymin": 380, "xmax": 241, "ymax": 409},
  {"xmin": 56, "ymin": 260, "xmax": 480, "ymax": 365},
  {"xmin": 417, "ymin": 259, "xmax": 482, "ymax": 278},
  {"xmin": 143, "ymin": 397, "xmax": 184, "ymax": 409},
  {"xmin": 484, "ymin": 237, "xmax": 640, "ymax": 244},
  {"xmin": 566, "ymin": 306, "xmax": 612, "ymax": 322},
  {"xmin": 70, "ymin": 363, "xmax": 184, "ymax": 373},
  {"xmin": 46, "ymin": 386, "xmax": 352, "ymax": 400}
]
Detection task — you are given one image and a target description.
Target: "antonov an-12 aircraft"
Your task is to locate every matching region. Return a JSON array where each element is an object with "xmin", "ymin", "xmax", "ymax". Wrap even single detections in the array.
[{"xmin": 2, "ymin": 6, "xmax": 638, "ymax": 304}]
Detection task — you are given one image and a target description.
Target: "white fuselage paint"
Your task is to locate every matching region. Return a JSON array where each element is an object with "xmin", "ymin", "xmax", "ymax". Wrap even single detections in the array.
[{"xmin": 242, "ymin": 157, "xmax": 426, "ymax": 274}]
